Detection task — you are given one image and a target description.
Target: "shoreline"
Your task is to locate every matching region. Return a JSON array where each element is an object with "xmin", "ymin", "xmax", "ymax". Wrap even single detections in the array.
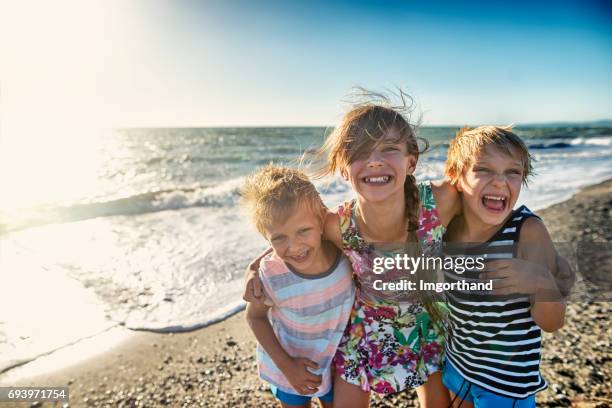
[{"xmin": 3, "ymin": 179, "xmax": 611, "ymax": 407}]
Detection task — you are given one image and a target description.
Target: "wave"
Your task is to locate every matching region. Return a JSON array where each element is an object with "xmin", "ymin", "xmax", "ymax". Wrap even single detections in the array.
[
  {"xmin": 126, "ymin": 302, "xmax": 247, "ymax": 333},
  {"xmin": 0, "ymin": 178, "xmax": 246, "ymax": 234},
  {"xmin": 529, "ymin": 136, "xmax": 612, "ymax": 150},
  {"xmin": 529, "ymin": 142, "xmax": 573, "ymax": 149},
  {"xmin": 569, "ymin": 137, "xmax": 611, "ymax": 146},
  {"xmin": 425, "ymin": 135, "xmax": 612, "ymax": 150}
]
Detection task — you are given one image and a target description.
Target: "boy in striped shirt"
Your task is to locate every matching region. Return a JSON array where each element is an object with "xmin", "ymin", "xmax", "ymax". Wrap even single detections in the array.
[
  {"xmin": 241, "ymin": 165, "xmax": 355, "ymax": 408},
  {"xmin": 442, "ymin": 126, "xmax": 569, "ymax": 407}
]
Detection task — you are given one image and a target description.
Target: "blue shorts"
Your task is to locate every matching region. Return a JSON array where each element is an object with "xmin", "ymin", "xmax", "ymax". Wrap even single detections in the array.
[
  {"xmin": 270, "ymin": 385, "xmax": 333, "ymax": 406},
  {"xmin": 442, "ymin": 360, "xmax": 536, "ymax": 408}
]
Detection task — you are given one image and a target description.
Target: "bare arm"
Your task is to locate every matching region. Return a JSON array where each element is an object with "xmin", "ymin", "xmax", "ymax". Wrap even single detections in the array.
[
  {"xmin": 480, "ymin": 218, "xmax": 566, "ymax": 332},
  {"xmin": 430, "ymin": 179, "xmax": 462, "ymax": 227},
  {"xmin": 246, "ymin": 301, "xmax": 291, "ymax": 369},
  {"xmin": 246, "ymin": 302, "xmax": 322, "ymax": 394},
  {"xmin": 518, "ymin": 218, "xmax": 566, "ymax": 332}
]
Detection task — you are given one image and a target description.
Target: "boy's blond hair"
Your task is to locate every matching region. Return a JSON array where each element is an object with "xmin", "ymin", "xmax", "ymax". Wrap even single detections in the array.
[
  {"xmin": 445, "ymin": 125, "xmax": 533, "ymax": 185},
  {"xmin": 241, "ymin": 165, "xmax": 325, "ymax": 236}
]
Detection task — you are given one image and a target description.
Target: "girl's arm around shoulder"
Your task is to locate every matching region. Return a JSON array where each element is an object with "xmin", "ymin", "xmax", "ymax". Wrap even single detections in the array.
[
  {"xmin": 518, "ymin": 217, "xmax": 566, "ymax": 332},
  {"xmin": 430, "ymin": 179, "xmax": 462, "ymax": 227}
]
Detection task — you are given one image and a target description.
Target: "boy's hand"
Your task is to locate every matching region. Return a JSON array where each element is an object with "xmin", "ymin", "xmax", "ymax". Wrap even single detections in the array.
[
  {"xmin": 480, "ymin": 258, "xmax": 561, "ymax": 299},
  {"xmin": 279, "ymin": 357, "xmax": 322, "ymax": 395},
  {"xmin": 552, "ymin": 253, "xmax": 576, "ymax": 298}
]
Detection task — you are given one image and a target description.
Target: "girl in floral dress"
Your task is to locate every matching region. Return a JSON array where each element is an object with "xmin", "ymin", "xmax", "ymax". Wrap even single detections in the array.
[
  {"xmin": 316, "ymin": 99, "xmax": 461, "ymax": 407},
  {"xmin": 243, "ymin": 95, "xmax": 461, "ymax": 407}
]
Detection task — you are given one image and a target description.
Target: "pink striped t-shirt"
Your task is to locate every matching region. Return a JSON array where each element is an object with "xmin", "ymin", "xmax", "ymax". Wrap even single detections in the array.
[{"xmin": 257, "ymin": 250, "xmax": 355, "ymax": 397}]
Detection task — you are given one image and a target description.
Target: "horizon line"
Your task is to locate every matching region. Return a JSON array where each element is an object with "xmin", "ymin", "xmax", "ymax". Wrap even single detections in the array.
[{"xmin": 111, "ymin": 118, "xmax": 612, "ymax": 130}]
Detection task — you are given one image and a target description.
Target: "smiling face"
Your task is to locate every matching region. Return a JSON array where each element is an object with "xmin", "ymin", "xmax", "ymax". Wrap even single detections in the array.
[
  {"xmin": 342, "ymin": 129, "xmax": 417, "ymax": 204},
  {"xmin": 263, "ymin": 203, "xmax": 325, "ymax": 274},
  {"xmin": 457, "ymin": 145, "xmax": 524, "ymax": 227}
]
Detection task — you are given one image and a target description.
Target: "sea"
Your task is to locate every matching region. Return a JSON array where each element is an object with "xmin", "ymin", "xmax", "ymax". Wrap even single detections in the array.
[{"xmin": 1, "ymin": 125, "xmax": 611, "ymax": 376}]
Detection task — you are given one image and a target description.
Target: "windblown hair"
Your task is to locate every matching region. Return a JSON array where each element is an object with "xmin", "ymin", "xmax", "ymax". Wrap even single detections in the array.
[
  {"xmin": 313, "ymin": 88, "xmax": 428, "ymax": 236},
  {"xmin": 445, "ymin": 125, "xmax": 533, "ymax": 185},
  {"xmin": 312, "ymin": 88, "xmax": 446, "ymax": 331},
  {"xmin": 240, "ymin": 164, "xmax": 326, "ymax": 236}
]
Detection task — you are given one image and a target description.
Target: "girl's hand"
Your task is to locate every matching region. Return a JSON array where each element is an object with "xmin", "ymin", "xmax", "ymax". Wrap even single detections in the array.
[
  {"xmin": 242, "ymin": 248, "xmax": 272, "ymax": 305},
  {"xmin": 279, "ymin": 357, "xmax": 322, "ymax": 395},
  {"xmin": 480, "ymin": 258, "xmax": 561, "ymax": 300},
  {"xmin": 243, "ymin": 268, "xmax": 264, "ymax": 304}
]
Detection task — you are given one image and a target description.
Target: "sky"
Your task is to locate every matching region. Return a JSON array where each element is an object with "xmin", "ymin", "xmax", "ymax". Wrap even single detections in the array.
[{"xmin": 1, "ymin": 0, "xmax": 611, "ymax": 131}]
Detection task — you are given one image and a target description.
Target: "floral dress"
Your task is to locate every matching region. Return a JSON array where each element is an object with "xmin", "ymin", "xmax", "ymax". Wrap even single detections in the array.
[{"xmin": 333, "ymin": 182, "xmax": 447, "ymax": 394}]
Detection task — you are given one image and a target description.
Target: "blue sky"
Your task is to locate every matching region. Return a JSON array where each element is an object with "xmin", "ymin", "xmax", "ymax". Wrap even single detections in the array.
[{"xmin": 2, "ymin": 0, "xmax": 611, "ymax": 128}]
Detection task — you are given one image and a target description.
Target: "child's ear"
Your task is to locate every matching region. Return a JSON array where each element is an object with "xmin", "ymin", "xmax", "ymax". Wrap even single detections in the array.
[
  {"xmin": 319, "ymin": 208, "xmax": 328, "ymax": 231},
  {"xmin": 455, "ymin": 176, "xmax": 464, "ymax": 192},
  {"xmin": 340, "ymin": 168, "xmax": 348, "ymax": 181},
  {"xmin": 406, "ymin": 157, "xmax": 417, "ymax": 174}
]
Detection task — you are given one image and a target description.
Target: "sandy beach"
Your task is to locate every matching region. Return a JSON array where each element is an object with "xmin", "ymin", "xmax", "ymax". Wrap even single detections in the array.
[{"xmin": 3, "ymin": 179, "xmax": 611, "ymax": 408}]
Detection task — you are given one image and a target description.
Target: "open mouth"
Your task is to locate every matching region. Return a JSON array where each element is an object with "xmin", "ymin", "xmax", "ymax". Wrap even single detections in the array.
[
  {"xmin": 288, "ymin": 249, "xmax": 310, "ymax": 263},
  {"xmin": 481, "ymin": 194, "xmax": 507, "ymax": 212},
  {"xmin": 362, "ymin": 175, "xmax": 392, "ymax": 185}
]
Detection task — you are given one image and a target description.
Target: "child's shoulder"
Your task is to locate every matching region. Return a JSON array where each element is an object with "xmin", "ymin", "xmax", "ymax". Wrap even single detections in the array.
[
  {"xmin": 258, "ymin": 253, "xmax": 289, "ymax": 278},
  {"xmin": 509, "ymin": 205, "xmax": 552, "ymax": 245},
  {"xmin": 514, "ymin": 207, "xmax": 557, "ymax": 268},
  {"xmin": 323, "ymin": 206, "xmax": 350, "ymax": 249},
  {"xmin": 516, "ymin": 211, "xmax": 550, "ymax": 242}
]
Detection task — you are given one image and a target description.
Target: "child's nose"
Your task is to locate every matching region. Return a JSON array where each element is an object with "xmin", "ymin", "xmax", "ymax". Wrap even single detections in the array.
[
  {"xmin": 366, "ymin": 152, "xmax": 384, "ymax": 167},
  {"xmin": 492, "ymin": 173, "xmax": 507, "ymax": 185},
  {"xmin": 287, "ymin": 238, "xmax": 301, "ymax": 252}
]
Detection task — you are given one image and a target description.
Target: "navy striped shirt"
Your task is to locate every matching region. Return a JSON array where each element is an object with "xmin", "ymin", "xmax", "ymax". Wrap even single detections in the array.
[{"xmin": 444, "ymin": 205, "xmax": 547, "ymax": 398}]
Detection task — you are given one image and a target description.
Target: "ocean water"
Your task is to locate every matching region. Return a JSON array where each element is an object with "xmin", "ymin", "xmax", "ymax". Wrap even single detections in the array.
[{"xmin": 1, "ymin": 126, "xmax": 611, "ymax": 374}]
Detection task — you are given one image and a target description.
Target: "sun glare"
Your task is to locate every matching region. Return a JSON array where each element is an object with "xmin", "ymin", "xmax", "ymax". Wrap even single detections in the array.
[{"xmin": 0, "ymin": 1, "xmax": 140, "ymax": 211}]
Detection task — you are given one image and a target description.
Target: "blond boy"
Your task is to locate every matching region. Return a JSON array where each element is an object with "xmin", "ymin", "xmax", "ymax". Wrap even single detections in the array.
[{"xmin": 241, "ymin": 165, "xmax": 355, "ymax": 408}]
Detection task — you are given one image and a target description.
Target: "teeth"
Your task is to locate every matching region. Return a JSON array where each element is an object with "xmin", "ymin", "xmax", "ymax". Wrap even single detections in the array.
[
  {"xmin": 365, "ymin": 176, "xmax": 390, "ymax": 183},
  {"xmin": 484, "ymin": 195, "xmax": 505, "ymax": 201},
  {"xmin": 292, "ymin": 250, "xmax": 308, "ymax": 260}
]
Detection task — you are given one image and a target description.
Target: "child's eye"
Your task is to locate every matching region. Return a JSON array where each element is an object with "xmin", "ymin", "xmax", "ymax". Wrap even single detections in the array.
[
  {"xmin": 474, "ymin": 167, "xmax": 491, "ymax": 173},
  {"xmin": 382, "ymin": 146, "xmax": 400, "ymax": 152},
  {"xmin": 507, "ymin": 169, "xmax": 522, "ymax": 176},
  {"xmin": 271, "ymin": 236, "xmax": 286, "ymax": 243},
  {"xmin": 298, "ymin": 228, "xmax": 312, "ymax": 235}
]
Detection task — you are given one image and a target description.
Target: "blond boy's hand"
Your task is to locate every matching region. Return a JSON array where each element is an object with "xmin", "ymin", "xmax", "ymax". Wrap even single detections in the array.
[
  {"xmin": 279, "ymin": 357, "xmax": 322, "ymax": 395},
  {"xmin": 480, "ymin": 258, "xmax": 562, "ymax": 300}
]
